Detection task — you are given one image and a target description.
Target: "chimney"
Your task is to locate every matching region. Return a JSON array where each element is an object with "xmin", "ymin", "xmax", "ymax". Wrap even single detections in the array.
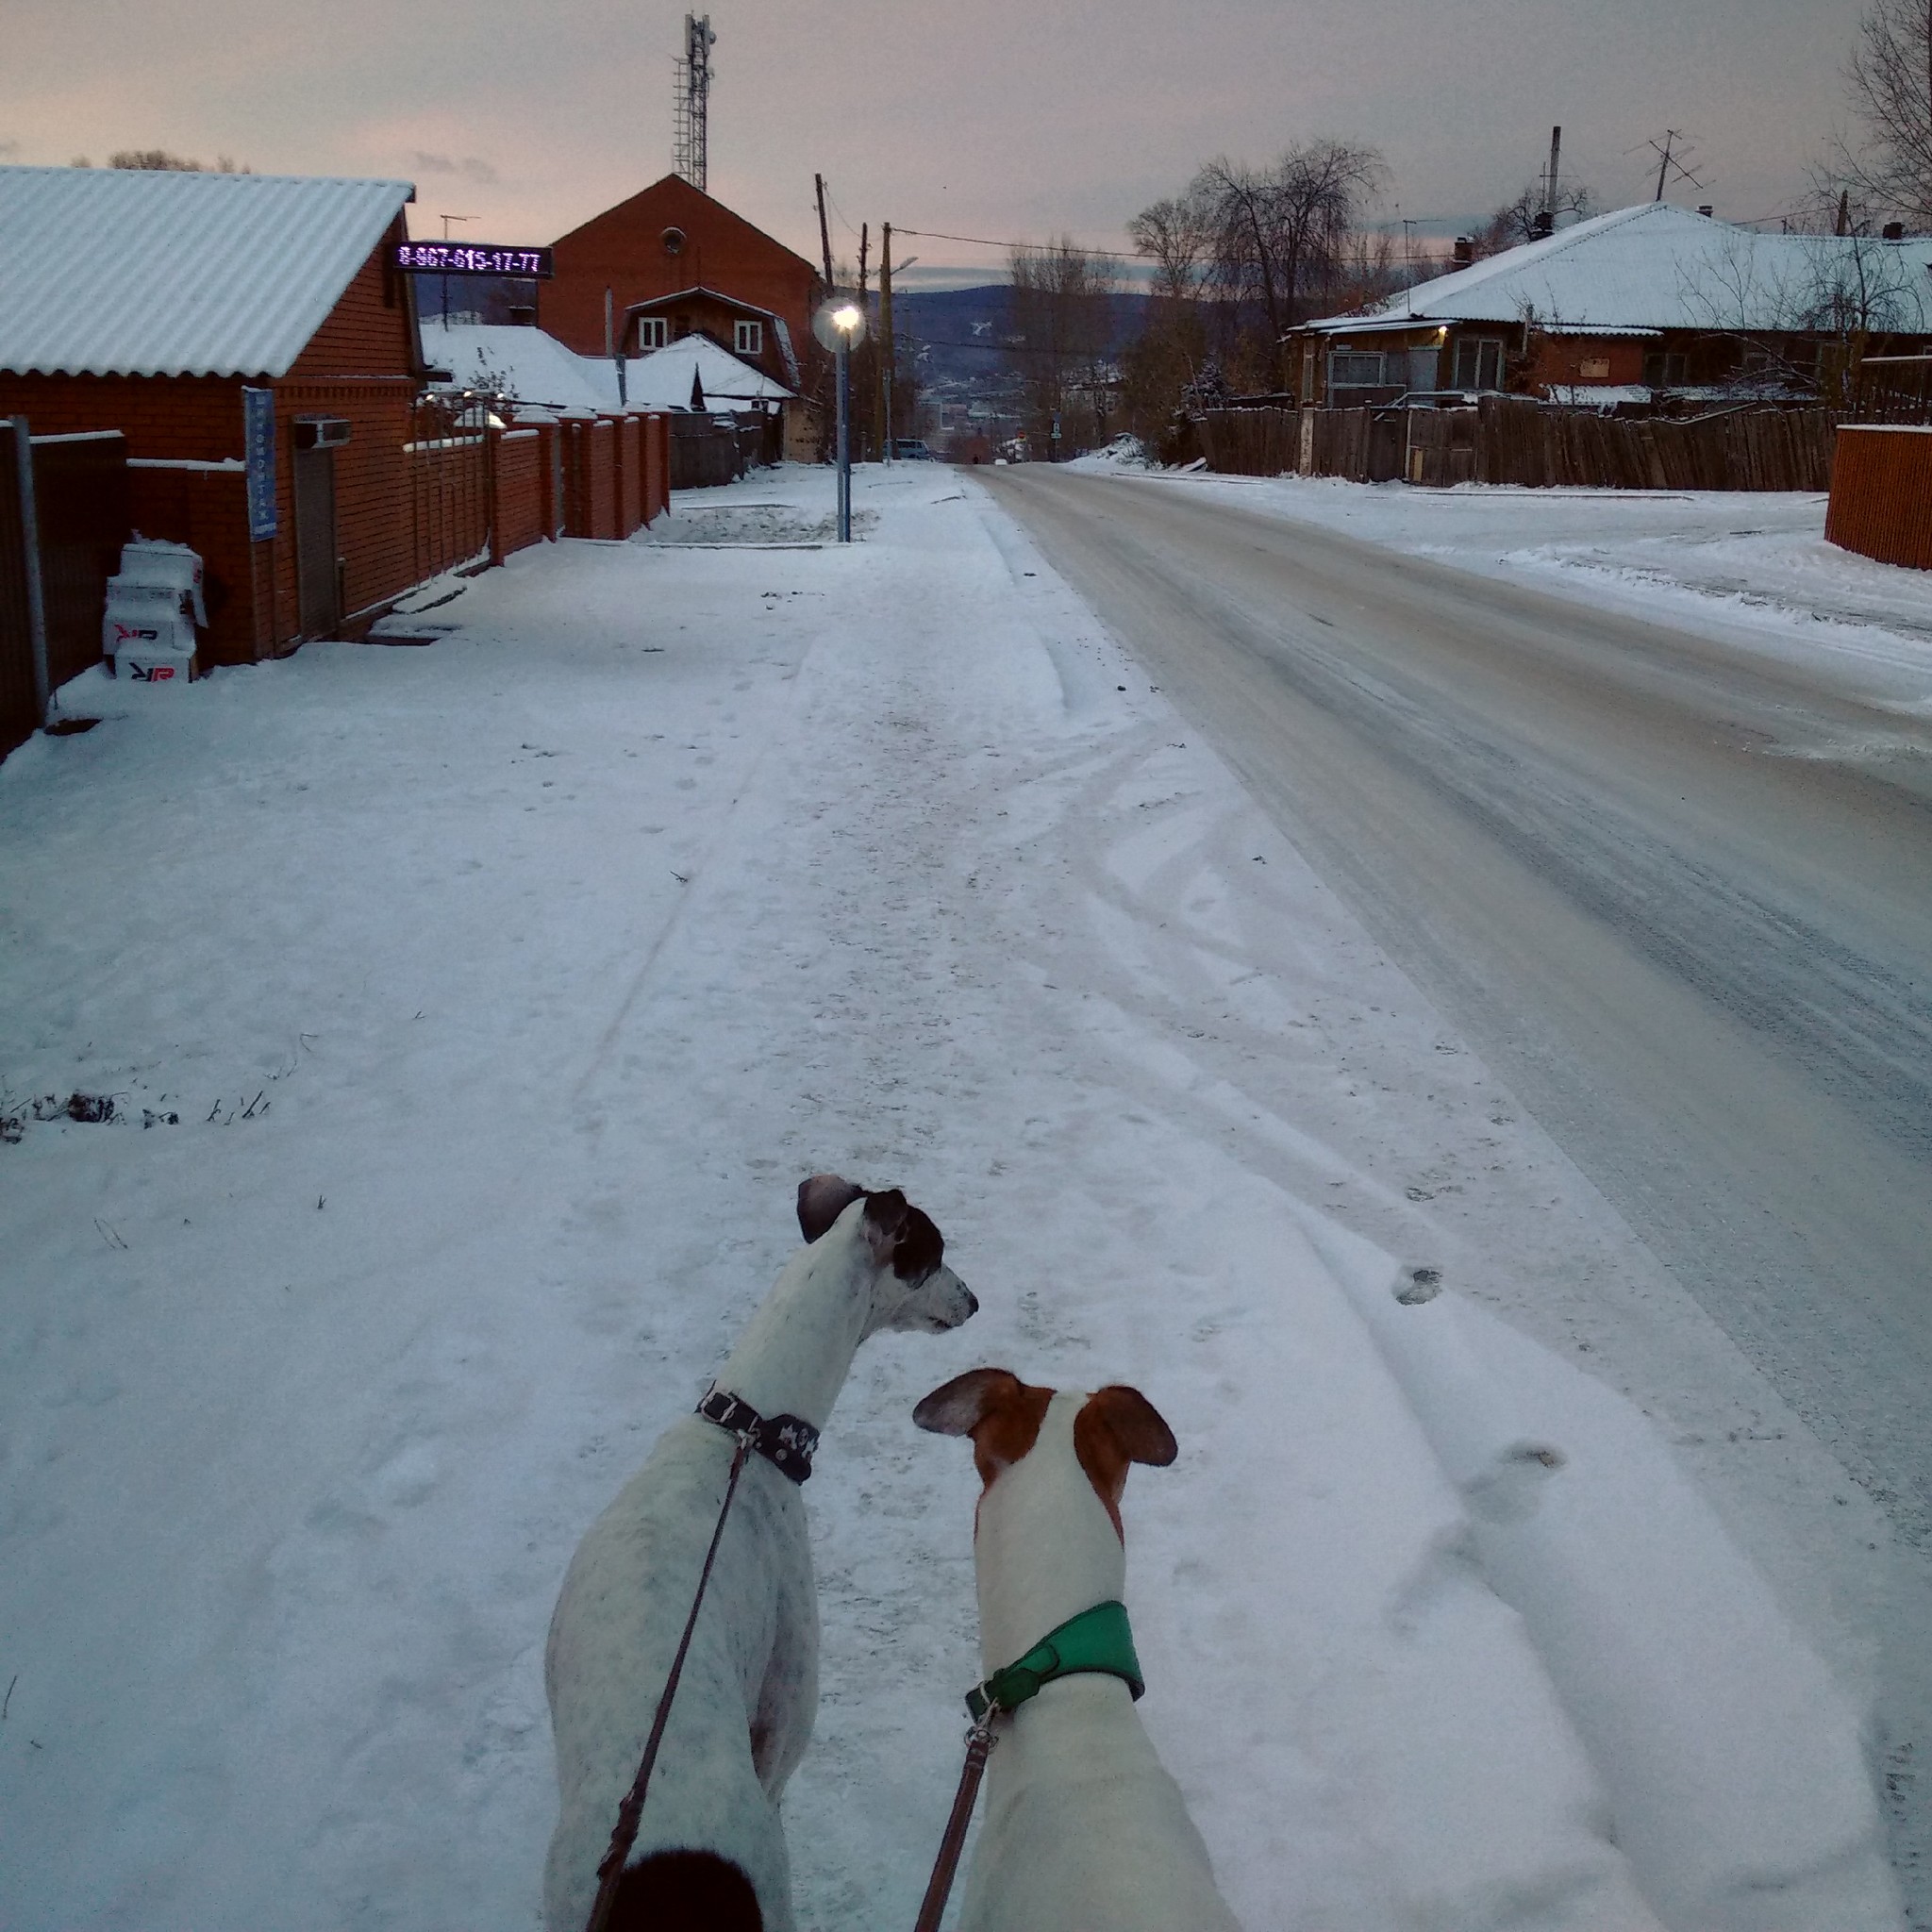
[
  {"xmin": 1883, "ymin": 221, "xmax": 1906, "ymax": 241},
  {"xmin": 1531, "ymin": 209, "xmax": 1554, "ymax": 240},
  {"xmin": 1697, "ymin": 205, "xmax": 1713, "ymax": 218},
  {"xmin": 1453, "ymin": 237, "xmax": 1474, "ymax": 264}
]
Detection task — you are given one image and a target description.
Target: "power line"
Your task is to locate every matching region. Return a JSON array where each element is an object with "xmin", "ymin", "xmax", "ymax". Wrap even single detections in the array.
[{"xmin": 892, "ymin": 225, "xmax": 1146, "ymax": 260}]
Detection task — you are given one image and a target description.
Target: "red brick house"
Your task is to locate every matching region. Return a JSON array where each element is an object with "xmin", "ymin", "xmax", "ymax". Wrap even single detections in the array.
[
  {"xmin": 546, "ymin": 175, "xmax": 821, "ymax": 399},
  {"xmin": 0, "ymin": 165, "xmax": 446, "ymax": 665}
]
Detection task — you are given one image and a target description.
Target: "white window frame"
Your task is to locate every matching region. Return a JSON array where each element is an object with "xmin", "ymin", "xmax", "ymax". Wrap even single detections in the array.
[
  {"xmin": 734, "ymin": 319, "xmax": 764, "ymax": 357},
  {"xmin": 637, "ymin": 316, "xmax": 668, "ymax": 351}
]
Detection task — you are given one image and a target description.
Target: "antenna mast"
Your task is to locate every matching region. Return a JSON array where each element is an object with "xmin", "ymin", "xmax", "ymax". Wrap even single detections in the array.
[{"xmin": 674, "ymin": 13, "xmax": 716, "ymax": 191}]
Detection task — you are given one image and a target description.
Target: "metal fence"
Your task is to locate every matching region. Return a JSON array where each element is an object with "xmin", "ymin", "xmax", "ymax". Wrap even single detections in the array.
[{"xmin": 408, "ymin": 395, "xmax": 491, "ymax": 585}]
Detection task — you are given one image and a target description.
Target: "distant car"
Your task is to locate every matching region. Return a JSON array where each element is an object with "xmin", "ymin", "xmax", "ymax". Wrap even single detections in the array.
[{"xmin": 890, "ymin": 438, "xmax": 937, "ymax": 460}]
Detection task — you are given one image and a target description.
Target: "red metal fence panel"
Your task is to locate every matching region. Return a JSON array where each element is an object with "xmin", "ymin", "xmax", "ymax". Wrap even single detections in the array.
[{"xmin": 1826, "ymin": 425, "xmax": 1932, "ymax": 570}]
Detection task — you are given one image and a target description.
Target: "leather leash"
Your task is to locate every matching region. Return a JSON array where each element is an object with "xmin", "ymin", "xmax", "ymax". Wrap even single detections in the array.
[
  {"xmin": 583, "ymin": 1388, "xmax": 819, "ymax": 1932},
  {"xmin": 911, "ymin": 1714, "xmax": 997, "ymax": 1932},
  {"xmin": 913, "ymin": 1600, "xmax": 1144, "ymax": 1932}
]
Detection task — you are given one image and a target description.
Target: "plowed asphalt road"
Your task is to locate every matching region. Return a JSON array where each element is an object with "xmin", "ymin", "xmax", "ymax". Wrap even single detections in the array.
[{"xmin": 985, "ymin": 465, "xmax": 1932, "ymax": 1555}]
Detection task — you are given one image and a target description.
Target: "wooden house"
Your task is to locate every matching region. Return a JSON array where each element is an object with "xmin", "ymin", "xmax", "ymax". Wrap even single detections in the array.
[{"xmin": 1289, "ymin": 202, "xmax": 1932, "ymax": 410}]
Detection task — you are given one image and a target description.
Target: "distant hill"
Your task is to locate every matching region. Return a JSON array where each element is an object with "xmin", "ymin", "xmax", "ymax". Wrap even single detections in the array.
[{"xmin": 895, "ymin": 285, "xmax": 1152, "ymax": 383}]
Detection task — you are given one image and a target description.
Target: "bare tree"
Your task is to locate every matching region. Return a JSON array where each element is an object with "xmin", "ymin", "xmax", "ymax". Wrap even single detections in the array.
[
  {"xmin": 1007, "ymin": 238, "xmax": 1118, "ymax": 455},
  {"xmin": 1677, "ymin": 224, "xmax": 1931, "ymax": 402},
  {"xmin": 1831, "ymin": 0, "xmax": 1932, "ymax": 225},
  {"xmin": 1127, "ymin": 190, "xmax": 1214, "ymax": 308},
  {"xmin": 1474, "ymin": 179, "xmax": 1600, "ymax": 258},
  {"xmin": 107, "ymin": 149, "xmax": 251, "ymax": 173},
  {"xmin": 1192, "ymin": 139, "xmax": 1385, "ymax": 375}
]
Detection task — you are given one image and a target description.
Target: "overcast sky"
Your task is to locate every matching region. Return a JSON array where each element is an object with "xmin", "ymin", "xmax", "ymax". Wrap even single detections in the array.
[{"xmin": 2, "ymin": 0, "xmax": 1874, "ymax": 285}]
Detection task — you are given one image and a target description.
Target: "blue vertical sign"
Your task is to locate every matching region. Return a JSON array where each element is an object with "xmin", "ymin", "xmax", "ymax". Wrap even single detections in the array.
[{"xmin": 242, "ymin": 387, "xmax": 277, "ymax": 540}]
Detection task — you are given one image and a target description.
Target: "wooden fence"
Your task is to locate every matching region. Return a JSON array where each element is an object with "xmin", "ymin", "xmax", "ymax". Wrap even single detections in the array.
[{"xmin": 1198, "ymin": 398, "xmax": 1838, "ymax": 491}]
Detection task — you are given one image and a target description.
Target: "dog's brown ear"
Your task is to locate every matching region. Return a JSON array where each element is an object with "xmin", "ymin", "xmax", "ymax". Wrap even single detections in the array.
[
  {"xmin": 913, "ymin": 1367, "xmax": 1024, "ymax": 1437},
  {"xmin": 1079, "ymin": 1386, "xmax": 1178, "ymax": 1468},
  {"xmin": 798, "ymin": 1174, "xmax": 865, "ymax": 1242}
]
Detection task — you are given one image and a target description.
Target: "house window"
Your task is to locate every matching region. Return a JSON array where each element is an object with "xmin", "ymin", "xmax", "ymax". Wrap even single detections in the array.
[
  {"xmin": 638, "ymin": 316, "xmax": 668, "ymax": 350},
  {"xmin": 1329, "ymin": 350, "xmax": 1386, "ymax": 389},
  {"xmin": 1642, "ymin": 349, "xmax": 1688, "ymax": 388},
  {"xmin": 734, "ymin": 319, "xmax": 764, "ymax": 357},
  {"xmin": 1452, "ymin": 337, "xmax": 1506, "ymax": 391}
]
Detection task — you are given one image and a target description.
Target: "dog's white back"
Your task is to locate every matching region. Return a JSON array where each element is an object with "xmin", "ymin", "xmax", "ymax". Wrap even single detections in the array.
[
  {"xmin": 544, "ymin": 1180, "xmax": 974, "ymax": 1932},
  {"xmin": 916, "ymin": 1372, "xmax": 1242, "ymax": 1932}
]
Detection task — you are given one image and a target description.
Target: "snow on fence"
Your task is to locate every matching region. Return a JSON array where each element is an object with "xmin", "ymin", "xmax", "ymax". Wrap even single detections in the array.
[
  {"xmin": 1826, "ymin": 425, "xmax": 1932, "ymax": 570},
  {"xmin": 1198, "ymin": 398, "xmax": 1838, "ymax": 491}
]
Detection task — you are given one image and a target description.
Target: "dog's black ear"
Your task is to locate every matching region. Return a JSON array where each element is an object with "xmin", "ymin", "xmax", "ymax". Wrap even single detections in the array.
[
  {"xmin": 914, "ymin": 1367, "xmax": 1023, "ymax": 1437},
  {"xmin": 1082, "ymin": 1385, "xmax": 1178, "ymax": 1467},
  {"xmin": 798, "ymin": 1174, "xmax": 865, "ymax": 1242},
  {"xmin": 863, "ymin": 1191, "xmax": 944, "ymax": 1281}
]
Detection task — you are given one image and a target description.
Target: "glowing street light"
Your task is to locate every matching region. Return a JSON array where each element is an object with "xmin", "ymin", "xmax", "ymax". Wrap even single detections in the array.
[{"xmin": 814, "ymin": 298, "xmax": 868, "ymax": 542}]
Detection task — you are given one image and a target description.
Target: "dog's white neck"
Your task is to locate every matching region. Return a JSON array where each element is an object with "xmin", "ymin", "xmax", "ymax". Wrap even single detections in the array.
[
  {"xmin": 710, "ymin": 1210, "xmax": 878, "ymax": 1436},
  {"xmin": 974, "ymin": 1391, "xmax": 1128, "ymax": 1673}
]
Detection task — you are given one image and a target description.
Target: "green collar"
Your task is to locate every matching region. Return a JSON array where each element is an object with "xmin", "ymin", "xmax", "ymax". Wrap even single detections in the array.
[{"xmin": 964, "ymin": 1600, "xmax": 1144, "ymax": 1723}]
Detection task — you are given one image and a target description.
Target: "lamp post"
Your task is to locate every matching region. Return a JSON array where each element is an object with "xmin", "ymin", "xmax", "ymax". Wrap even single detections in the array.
[{"xmin": 813, "ymin": 299, "xmax": 867, "ymax": 542}]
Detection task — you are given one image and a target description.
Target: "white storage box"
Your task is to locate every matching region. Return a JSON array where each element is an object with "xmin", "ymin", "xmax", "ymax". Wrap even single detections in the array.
[
  {"xmin": 106, "ymin": 584, "xmax": 198, "ymax": 682},
  {"xmin": 119, "ymin": 538, "xmax": 208, "ymax": 626}
]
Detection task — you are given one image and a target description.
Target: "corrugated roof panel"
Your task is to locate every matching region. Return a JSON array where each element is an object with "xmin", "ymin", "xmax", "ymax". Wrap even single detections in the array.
[
  {"xmin": 0, "ymin": 166, "xmax": 414, "ymax": 378},
  {"xmin": 1311, "ymin": 203, "xmax": 1932, "ymax": 335}
]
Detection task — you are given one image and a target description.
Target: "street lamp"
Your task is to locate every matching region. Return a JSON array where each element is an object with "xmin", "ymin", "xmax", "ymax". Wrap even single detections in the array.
[{"xmin": 814, "ymin": 298, "xmax": 867, "ymax": 541}]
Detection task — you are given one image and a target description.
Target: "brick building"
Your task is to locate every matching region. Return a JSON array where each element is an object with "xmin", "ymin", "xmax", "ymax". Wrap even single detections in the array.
[
  {"xmin": 0, "ymin": 165, "xmax": 442, "ymax": 665},
  {"xmin": 545, "ymin": 175, "xmax": 821, "ymax": 400}
]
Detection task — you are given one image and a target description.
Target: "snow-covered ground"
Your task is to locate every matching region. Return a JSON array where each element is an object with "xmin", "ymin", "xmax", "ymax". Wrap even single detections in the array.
[
  {"xmin": 0, "ymin": 464, "xmax": 1907, "ymax": 1930},
  {"xmin": 1067, "ymin": 453, "xmax": 1932, "ymax": 724}
]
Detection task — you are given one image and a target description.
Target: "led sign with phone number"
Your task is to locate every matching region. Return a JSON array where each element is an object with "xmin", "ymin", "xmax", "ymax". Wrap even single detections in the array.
[{"xmin": 393, "ymin": 243, "xmax": 554, "ymax": 277}]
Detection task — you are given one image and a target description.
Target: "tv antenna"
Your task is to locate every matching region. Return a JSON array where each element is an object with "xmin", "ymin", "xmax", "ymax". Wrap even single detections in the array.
[
  {"xmin": 674, "ymin": 13, "xmax": 717, "ymax": 191},
  {"xmin": 1632, "ymin": 129, "xmax": 1705, "ymax": 203}
]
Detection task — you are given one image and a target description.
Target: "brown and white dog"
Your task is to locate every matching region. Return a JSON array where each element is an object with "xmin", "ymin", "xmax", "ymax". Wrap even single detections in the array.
[
  {"xmin": 913, "ymin": 1369, "xmax": 1244, "ymax": 1932},
  {"xmin": 543, "ymin": 1178, "xmax": 976, "ymax": 1932}
]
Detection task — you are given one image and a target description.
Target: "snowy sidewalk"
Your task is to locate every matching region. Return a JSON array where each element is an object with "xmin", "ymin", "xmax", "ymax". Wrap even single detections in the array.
[{"xmin": 0, "ymin": 465, "xmax": 1902, "ymax": 1930}]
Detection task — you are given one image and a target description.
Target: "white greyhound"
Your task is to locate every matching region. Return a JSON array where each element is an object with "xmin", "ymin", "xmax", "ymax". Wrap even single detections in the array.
[
  {"xmin": 913, "ymin": 1368, "xmax": 1243, "ymax": 1932},
  {"xmin": 544, "ymin": 1176, "xmax": 976, "ymax": 1932}
]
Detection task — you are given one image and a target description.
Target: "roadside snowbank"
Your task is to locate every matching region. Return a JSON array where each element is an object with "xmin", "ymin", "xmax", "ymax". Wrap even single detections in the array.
[
  {"xmin": 1075, "ymin": 465, "xmax": 1932, "ymax": 718},
  {"xmin": 0, "ymin": 464, "xmax": 1901, "ymax": 1930}
]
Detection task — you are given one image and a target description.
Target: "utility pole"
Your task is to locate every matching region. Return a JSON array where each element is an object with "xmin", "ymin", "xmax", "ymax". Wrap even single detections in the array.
[
  {"xmin": 856, "ymin": 224, "xmax": 870, "ymax": 460},
  {"xmin": 878, "ymin": 223, "xmax": 894, "ymax": 464},
  {"xmin": 1545, "ymin": 125, "xmax": 1562, "ymax": 220},
  {"xmin": 814, "ymin": 175, "xmax": 835, "ymax": 290}
]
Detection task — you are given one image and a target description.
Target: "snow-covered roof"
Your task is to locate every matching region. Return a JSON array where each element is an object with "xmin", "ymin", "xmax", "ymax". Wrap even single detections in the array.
[
  {"xmin": 1306, "ymin": 202, "xmax": 1932, "ymax": 337},
  {"xmin": 625, "ymin": 334, "xmax": 795, "ymax": 408},
  {"xmin": 425, "ymin": 320, "xmax": 797, "ymax": 412},
  {"xmin": 425, "ymin": 318, "xmax": 620, "ymax": 411},
  {"xmin": 0, "ymin": 165, "xmax": 413, "ymax": 377}
]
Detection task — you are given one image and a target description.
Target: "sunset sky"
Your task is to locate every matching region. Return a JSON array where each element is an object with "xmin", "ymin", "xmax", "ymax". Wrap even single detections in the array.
[{"xmin": 1, "ymin": 0, "xmax": 1874, "ymax": 286}]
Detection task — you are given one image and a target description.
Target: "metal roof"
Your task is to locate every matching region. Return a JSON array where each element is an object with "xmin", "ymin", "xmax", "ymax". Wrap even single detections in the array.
[
  {"xmin": 1304, "ymin": 202, "xmax": 1932, "ymax": 336},
  {"xmin": 0, "ymin": 166, "xmax": 414, "ymax": 378},
  {"xmin": 425, "ymin": 320, "xmax": 796, "ymax": 412}
]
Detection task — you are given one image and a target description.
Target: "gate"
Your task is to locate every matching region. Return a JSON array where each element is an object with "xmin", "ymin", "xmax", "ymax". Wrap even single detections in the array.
[
  {"xmin": 408, "ymin": 394, "xmax": 491, "ymax": 585},
  {"xmin": 1, "ymin": 425, "xmax": 126, "ymax": 756},
  {"xmin": 1, "ymin": 419, "xmax": 44, "ymax": 759},
  {"xmin": 33, "ymin": 430, "xmax": 127, "ymax": 689}
]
